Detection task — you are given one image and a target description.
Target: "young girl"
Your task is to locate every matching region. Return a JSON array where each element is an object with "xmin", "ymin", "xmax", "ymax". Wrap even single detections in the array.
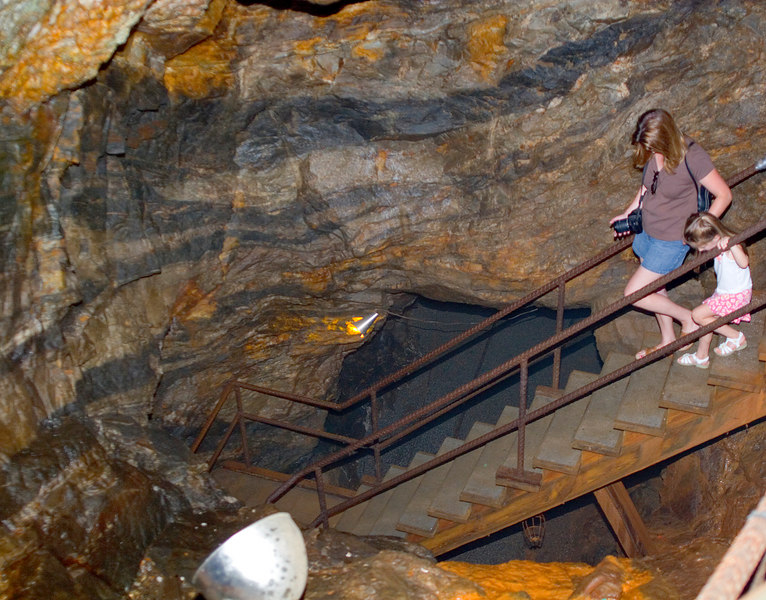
[{"xmin": 677, "ymin": 212, "xmax": 752, "ymax": 369}]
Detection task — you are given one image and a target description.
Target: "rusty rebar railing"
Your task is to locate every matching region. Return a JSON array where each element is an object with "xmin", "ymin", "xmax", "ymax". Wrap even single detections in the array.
[{"xmin": 191, "ymin": 157, "xmax": 766, "ymax": 530}]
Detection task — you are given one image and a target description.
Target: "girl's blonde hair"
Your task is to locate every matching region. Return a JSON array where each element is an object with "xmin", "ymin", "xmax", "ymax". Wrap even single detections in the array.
[
  {"xmin": 631, "ymin": 108, "xmax": 687, "ymax": 173},
  {"xmin": 683, "ymin": 212, "xmax": 745, "ymax": 254}
]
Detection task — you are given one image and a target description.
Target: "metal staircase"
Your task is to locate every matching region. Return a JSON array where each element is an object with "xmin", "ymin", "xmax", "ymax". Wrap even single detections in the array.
[{"xmin": 192, "ymin": 159, "xmax": 766, "ymax": 557}]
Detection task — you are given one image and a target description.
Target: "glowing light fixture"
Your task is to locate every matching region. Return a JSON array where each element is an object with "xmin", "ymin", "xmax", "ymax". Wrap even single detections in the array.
[{"xmin": 346, "ymin": 312, "xmax": 379, "ymax": 337}]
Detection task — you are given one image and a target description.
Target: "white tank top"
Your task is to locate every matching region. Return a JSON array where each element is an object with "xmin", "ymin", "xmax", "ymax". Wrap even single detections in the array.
[{"xmin": 714, "ymin": 251, "xmax": 752, "ymax": 295}]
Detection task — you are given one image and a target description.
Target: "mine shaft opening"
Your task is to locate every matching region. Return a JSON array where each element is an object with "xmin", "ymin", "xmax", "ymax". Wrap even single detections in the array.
[{"xmin": 317, "ymin": 296, "xmax": 603, "ymax": 487}]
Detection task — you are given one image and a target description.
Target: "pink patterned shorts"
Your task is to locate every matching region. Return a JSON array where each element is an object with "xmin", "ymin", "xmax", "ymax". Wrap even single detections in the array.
[{"xmin": 703, "ymin": 289, "xmax": 752, "ymax": 324}]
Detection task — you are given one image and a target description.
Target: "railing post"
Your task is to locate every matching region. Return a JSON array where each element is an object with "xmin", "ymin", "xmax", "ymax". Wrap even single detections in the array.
[
  {"xmin": 517, "ymin": 357, "xmax": 528, "ymax": 472},
  {"xmin": 315, "ymin": 467, "xmax": 330, "ymax": 528},
  {"xmin": 235, "ymin": 386, "xmax": 251, "ymax": 466},
  {"xmin": 552, "ymin": 282, "xmax": 566, "ymax": 389},
  {"xmin": 191, "ymin": 380, "xmax": 234, "ymax": 453},
  {"xmin": 207, "ymin": 416, "xmax": 239, "ymax": 472},
  {"xmin": 371, "ymin": 390, "xmax": 382, "ymax": 482}
]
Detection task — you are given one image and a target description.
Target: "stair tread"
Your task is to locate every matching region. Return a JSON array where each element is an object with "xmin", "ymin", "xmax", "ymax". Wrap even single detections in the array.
[
  {"xmin": 428, "ymin": 421, "xmax": 495, "ymax": 522},
  {"xmin": 660, "ymin": 355, "xmax": 715, "ymax": 414},
  {"xmin": 350, "ymin": 466, "xmax": 407, "ymax": 536},
  {"xmin": 369, "ymin": 452, "xmax": 434, "ymax": 537},
  {"xmin": 572, "ymin": 352, "xmax": 633, "ymax": 455},
  {"xmin": 460, "ymin": 405, "xmax": 519, "ymax": 507},
  {"xmin": 533, "ymin": 370, "xmax": 599, "ymax": 474},
  {"xmin": 335, "ymin": 484, "xmax": 372, "ymax": 533},
  {"xmin": 496, "ymin": 388, "xmax": 561, "ymax": 490},
  {"xmin": 397, "ymin": 438, "xmax": 462, "ymax": 537},
  {"xmin": 614, "ymin": 337, "xmax": 671, "ymax": 436},
  {"xmin": 708, "ymin": 310, "xmax": 766, "ymax": 392}
]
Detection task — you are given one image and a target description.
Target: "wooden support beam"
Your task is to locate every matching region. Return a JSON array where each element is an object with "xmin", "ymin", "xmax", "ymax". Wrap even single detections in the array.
[{"xmin": 594, "ymin": 481, "xmax": 655, "ymax": 557}]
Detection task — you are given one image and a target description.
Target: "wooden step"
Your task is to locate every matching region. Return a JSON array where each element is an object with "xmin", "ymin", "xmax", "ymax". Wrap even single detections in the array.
[
  {"xmin": 660, "ymin": 354, "xmax": 715, "ymax": 415},
  {"xmin": 572, "ymin": 352, "xmax": 633, "ymax": 456},
  {"xmin": 335, "ymin": 484, "xmax": 372, "ymax": 533},
  {"xmin": 397, "ymin": 439, "xmax": 462, "ymax": 537},
  {"xmin": 708, "ymin": 309, "xmax": 766, "ymax": 393},
  {"xmin": 349, "ymin": 466, "xmax": 407, "ymax": 536},
  {"xmin": 614, "ymin": 344, "xmax": 672, "ymax": 435},
  {"xmin": 460, "ymin": 405, "xmax": 519, "ymax": 507},
  {"xmin": 533, "ymin": 369, "xmax": 599, "ymax": 475},
  {"xmin": 368, "ymin": 453, "xmax": 433, "ymax": 537},
  {"xmin": 428, "ymin": 421, "xmax": 494, "ymax": 522},
  {"xmin": 495, "ymin": 387, "xmax": 562, "ymax": 491}
]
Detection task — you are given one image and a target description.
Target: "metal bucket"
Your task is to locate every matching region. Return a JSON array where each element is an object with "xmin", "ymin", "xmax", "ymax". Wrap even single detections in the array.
[{"xmin": 192, "ymin": 512, "xmax": 308, "ymax": 600}]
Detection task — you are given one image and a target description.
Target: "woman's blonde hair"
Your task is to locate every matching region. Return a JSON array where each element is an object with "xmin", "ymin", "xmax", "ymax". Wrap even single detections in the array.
[
  {"xmin": 683, "ymin": 212, "xmax": 745, "ymax": 254},
  {"xmin": 631, "ymin": 109, "xmax": 687, "ymax": 173}
]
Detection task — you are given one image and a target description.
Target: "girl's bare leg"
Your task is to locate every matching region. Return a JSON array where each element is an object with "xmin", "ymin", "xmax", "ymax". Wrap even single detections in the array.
[{"xmin": 691, "ymin": 304, "xmax": 740, "ymax": 359}]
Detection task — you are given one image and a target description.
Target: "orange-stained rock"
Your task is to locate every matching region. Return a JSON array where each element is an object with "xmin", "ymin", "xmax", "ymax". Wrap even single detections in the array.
[
  {"xmin": 467, "ymin": 15, "xmax": 509, "ymax": 83},
  {"xmin": 0, "ymin": 0, "xmax": 152, "ymax": 110},
  {"xmin": 440, "ymin": 555, "xmax": 674, "ymax": 600}
]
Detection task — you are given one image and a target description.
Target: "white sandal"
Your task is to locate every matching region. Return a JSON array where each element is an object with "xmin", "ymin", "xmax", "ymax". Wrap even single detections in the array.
[
  {"xmin": 677, "ymin": 353, "xmax": 709, "ymax": 369},
  {"xmin": 714, "ymin": 332, "xmax": 747, "ymax": 357}
]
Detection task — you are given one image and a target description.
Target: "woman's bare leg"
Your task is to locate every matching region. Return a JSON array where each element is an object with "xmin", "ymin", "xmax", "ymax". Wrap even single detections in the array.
[
  {"xmin": 655, "ymin": 289, "xmax": 677, "ymax": 345},
  {"xmin": 624, "ymin": 265, "xmax": 696, "ymax": 346}
]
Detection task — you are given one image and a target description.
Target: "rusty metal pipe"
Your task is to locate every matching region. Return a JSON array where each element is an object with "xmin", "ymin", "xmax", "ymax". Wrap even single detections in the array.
[
  {"xmin": 191, "ymin": 381, "xmax": 234, "ymax": 453},
  {"xmin": 238, "ymin": 412, "xmax": 358, "ymax": 445},
  {"xmin": 236, "ymin": 387, "xmax": 251, "ymax": 466},
  {"xmin": 552, "ymin": 283, "xmax": 566, "ymax": 389},
  {"xmin": 517, "ymin": 358, "xmax": 528, "ymax": 473}
]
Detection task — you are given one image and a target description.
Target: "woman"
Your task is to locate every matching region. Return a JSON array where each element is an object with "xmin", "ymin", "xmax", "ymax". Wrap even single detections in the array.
[{"xmin": 610, "ymin": 109, "xmax": 732, "ymax": 359}]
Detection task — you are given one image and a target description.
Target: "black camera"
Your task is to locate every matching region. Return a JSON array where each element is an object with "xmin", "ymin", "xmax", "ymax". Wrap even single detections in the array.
[{"xmin": 611, "ymin": 208, "xmax": 642, "ymax": 235}]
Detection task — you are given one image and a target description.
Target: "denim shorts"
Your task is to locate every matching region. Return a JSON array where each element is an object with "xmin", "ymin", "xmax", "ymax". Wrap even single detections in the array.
[{"xmin": 632, "ymin": 231, "xmax": 689, "ymax": 275}]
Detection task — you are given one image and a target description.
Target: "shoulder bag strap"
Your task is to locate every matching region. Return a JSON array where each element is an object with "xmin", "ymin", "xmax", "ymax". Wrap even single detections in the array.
[{"xmin": 684, "ymin": 141, "xmax": 700, "ymax": 192}]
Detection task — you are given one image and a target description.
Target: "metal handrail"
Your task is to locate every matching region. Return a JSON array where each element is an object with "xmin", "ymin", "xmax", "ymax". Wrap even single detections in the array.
[{"xmin": 191, "ymin": 157, "xmax": 765, "ymax": 530}]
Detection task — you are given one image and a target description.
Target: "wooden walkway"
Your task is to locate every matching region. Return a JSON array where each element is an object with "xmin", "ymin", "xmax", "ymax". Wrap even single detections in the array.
[{"xmin": 212, "ymin": 311, "xmax": 766, "ymax": 556}]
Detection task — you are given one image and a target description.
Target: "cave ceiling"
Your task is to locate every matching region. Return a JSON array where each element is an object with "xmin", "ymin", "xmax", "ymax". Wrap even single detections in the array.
[{"xmin": 0, "ymin": 0, "xmax": 764, "ymax": 457}]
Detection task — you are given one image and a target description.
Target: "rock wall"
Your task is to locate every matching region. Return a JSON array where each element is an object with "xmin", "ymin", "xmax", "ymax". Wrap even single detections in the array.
[
  {"xmin": 1, "ymin": 0, "xmax": 765, "ymax": 465},
  {"xmin": 1, "ymin": 0, "xmax": 765, "ymax": 595}
]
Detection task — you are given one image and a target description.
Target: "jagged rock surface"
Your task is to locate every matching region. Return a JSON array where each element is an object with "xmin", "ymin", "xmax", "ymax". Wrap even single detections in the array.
[{"xmin": 0, "ymin": 2, "xmax": 765, "ymax": 595}]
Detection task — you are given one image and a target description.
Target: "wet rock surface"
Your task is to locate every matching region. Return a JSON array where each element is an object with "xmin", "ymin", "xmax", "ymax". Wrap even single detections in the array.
[{"xmin": 0, "ymin": 414, "xmax": 237, "ymax": 598}]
